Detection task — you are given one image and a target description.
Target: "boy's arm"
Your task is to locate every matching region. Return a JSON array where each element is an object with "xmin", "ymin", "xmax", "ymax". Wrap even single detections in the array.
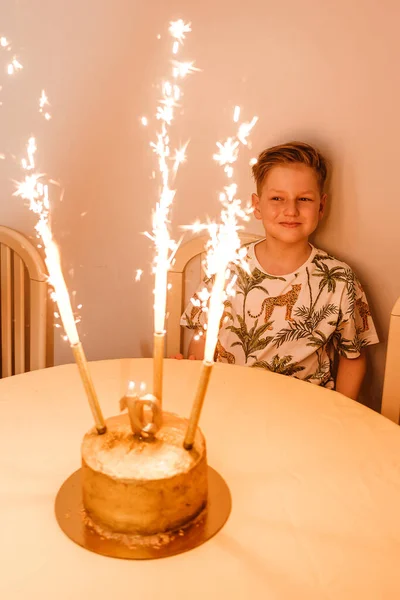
[
  {"xmin": 335, "ymin": 351, "xmax": 367, "ymax": 400},
  {"xmin": 170, "ymin": 332, "xmax": 205, "ymax": 360},
  {"xmin": 187, "ymin": 333, "xmax": 205, "ymax": 360}
]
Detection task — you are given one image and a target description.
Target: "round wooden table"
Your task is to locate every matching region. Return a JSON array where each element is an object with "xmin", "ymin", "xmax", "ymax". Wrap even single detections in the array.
[{"xmin": 1, "ymin": 358, "xmax": 400, "ymax": 599}]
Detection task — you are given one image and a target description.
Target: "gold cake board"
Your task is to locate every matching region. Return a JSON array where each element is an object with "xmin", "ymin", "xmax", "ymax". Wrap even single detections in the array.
[{"xmin": 55, "ymin": 466, "xmax": 231, "ymax": 560}]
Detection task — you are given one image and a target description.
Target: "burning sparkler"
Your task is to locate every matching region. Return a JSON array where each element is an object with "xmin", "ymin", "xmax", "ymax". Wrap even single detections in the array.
[
  {"xmin": 183, "ymin": 107, "xmax": 258, "ymax": 449},
  {"xmin": 14, "ymin": 136, "xmax": 106, "ymax": 434},
  {"xmin": 144, "ymin": 19, "xmax": 197, "ymax": 409}
]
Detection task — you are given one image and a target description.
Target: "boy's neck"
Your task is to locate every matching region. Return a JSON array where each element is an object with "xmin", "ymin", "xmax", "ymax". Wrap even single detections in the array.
[{"xmin": 255, "ymin": 237, "xmax": 312, "ymax": 276}]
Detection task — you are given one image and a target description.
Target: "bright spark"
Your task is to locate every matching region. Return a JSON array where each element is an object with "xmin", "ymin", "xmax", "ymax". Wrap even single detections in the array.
[
  {"xmin": 213, "ymin": 138, "xmax": 239, "ymax": 166},
  {"xmin": 233, "ymin": 105, "xmax": 241, "ymax": 122},
  {"xmin": 141, "ymin": 116, "xmax": 148, "ymax": 126},
  {"xmin": 172, "ymin": 141, "xmax": 189, "ymax": 174},
  {"xmin": 135, "ymin": 269, "xmax": 143, "ymax": 281},
  {"xmin": 7, "ymin": 56, "xmax": 22, "ymax": 75},
  {"xmin": 169, "ymin": 20, "xmax": 192, "ymax": 43},
  {"xmin": 39, "ymin": 90, "xmax": 52, "ymax": 119},
  {"xmin": 39, "ymin": 89, "xmax": 48, "ymax": 109},
  {"xmin": 0, "ymin": 37, "xmax": 10, "ymax": 48},
  {"xmin": 172, "ymin": 60, "xmax": 199, "ymax": 79},
  {"xmin": 237, "ymin": 116, "xmax": 258, "ymax": 145}
]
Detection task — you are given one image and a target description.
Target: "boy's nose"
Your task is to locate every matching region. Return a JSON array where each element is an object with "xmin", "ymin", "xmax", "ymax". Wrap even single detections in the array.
[{"xmin": 283, "ymin": 199, "xmax": 299, "ymax": 216}]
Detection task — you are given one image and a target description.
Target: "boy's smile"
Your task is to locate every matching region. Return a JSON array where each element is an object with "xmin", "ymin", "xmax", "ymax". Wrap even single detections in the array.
[{"xmin": 252, "ymin": 163, "xmax": 326, "ymax": 245}]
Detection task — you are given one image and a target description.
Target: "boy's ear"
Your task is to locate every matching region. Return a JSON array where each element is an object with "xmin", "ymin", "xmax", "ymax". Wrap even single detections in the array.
[
  {"xmin": 319, "ymin": 193, "xmax": 327, "ymax": 219},
  {"xmin": 252, "ymin": 193, "xmax": 262, "ymax": 220}
]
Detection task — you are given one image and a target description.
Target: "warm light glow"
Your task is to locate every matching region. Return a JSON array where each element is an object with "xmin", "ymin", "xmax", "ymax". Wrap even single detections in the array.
[{"xmin": 14, "ymin": 138, "xmax": 80, "ymax": 345}]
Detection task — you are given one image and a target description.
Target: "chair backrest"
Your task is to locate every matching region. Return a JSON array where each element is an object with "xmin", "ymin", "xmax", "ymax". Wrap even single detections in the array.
[
  {"xmin": 381, "ymin": 296, "xmax": 400, "ymax": 424},
  {"xmin": 0, "ymin": 225, "xmax": 51, "ymax": 377},
  {"xmin": 166, "ymin": 232, "xmax": 262, "ymax": 357}
]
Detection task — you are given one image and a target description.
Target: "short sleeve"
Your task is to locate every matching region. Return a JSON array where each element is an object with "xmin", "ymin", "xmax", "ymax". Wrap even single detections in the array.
[
  {"xmin": 180, "ymin": 277, "xmax": 213, "ymax": 332},
  {"xmin": 333, "ymin": 269, "xmax": 379, "ymax": 358}
]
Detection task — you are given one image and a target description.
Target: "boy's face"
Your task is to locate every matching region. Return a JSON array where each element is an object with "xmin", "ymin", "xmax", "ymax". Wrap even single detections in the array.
[{"xmin": 252, "ymin": 163, "xmax": 326, "ymax": 245}]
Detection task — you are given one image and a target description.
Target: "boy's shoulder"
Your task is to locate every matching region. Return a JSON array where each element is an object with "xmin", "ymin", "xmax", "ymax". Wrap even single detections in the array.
[{"xmin": 311, "ymin": 246, "xmax": 355, "ymax": 274}]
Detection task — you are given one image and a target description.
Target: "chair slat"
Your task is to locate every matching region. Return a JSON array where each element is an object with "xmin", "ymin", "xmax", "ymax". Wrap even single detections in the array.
[
  {"xmin": 200, "ymin": 251, "xmax": 206, "ymax": 277},
  {"xmin": 0, "ymin": 227, "xmax": 50, "ymax": 377},
  {"xmin": 166, "ymin": 271, "xmax": 183, "ymax": 357},
  {"xmin": 29, "ymin": 279, "xmax": 47, "ymax": 371},
  {"xmin": 1, "ymin": 245, "xmax": 12, "ymax": 377},
  {"xmin": 13, "ymin": 254, "xmax": 25, "ymax": 374}
]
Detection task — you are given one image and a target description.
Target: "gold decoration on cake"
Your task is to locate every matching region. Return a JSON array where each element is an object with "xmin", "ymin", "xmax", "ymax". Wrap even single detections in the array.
[{"xmin": 120, "ymin": 381, "xmax": 162, "ymax": 438}]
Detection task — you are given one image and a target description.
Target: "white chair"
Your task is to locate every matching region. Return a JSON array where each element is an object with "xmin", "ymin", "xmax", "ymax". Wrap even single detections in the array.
[
  {"xmin": 381, "ymin": 296, "xmax": 400, "ymax": 424},
  {"xmin": 0, "ymin": 225, "xmax": 51, "ymax": 377},
  {"xmin": 166, "ymin": 232, "xmax": 262, "ymax": 357}
]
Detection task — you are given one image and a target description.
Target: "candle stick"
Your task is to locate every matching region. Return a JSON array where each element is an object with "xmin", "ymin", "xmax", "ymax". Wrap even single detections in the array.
[
  {"xmin": 153, "ymin": 332, "xmax": 165, "ymax": 403},
  {"xmin": 15, "ymin": 138, "xmax": 106, "ymax": 434},
  {"xmin": 183, "ymin": 108, "xmax": 258, "ymax": 449},
  {"xmin": 183, "ymin": 361, "xmax": 213, "ymax": 449},
  {"xmin": 72, "ymin": 342, "xmax": 106, "ymax": 434}
]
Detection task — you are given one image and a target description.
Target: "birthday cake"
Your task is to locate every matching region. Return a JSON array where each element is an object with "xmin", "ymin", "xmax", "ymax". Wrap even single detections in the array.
[{"xmin": 81, "ymin": 411, "xmax": 208, "ymax": 540}]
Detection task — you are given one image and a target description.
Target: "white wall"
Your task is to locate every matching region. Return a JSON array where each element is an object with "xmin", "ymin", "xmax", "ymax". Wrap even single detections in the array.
[{"xmin": 1, "ymin": 0, "xmax": 399, "ymax": 411}]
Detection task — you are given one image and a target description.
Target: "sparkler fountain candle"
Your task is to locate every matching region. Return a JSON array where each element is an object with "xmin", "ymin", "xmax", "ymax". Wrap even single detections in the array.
[
  {"xmin": 146, "ymin": 20, "xmax": 197, "ymax": 411},
  {"xmin": 184, "ymin": 107, "xmax": 258, "ymax": 449},
  {"xmin": 15, "ymin": 137, "xmax": 106, "ymax": 434}
]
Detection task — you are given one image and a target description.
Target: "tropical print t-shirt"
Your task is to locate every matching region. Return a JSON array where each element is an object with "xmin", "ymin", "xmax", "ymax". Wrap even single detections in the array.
[{"xmin": 180, "ymin": 242, "xmax": 379, "ymax": 388}]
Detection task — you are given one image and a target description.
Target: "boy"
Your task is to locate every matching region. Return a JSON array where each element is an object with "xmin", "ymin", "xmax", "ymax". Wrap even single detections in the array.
[{"xmin": 180, "ymin": 142, "xmax": 379, "ymax": 400}]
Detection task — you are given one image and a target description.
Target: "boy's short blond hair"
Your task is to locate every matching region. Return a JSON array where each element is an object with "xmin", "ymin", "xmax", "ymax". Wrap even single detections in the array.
[{"xmin": 252, "ymin": 141, "xmax": 328, "ymax": 195}]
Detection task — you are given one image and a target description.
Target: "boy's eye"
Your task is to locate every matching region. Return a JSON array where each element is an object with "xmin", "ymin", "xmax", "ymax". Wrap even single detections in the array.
[
  {"xmin": 299, "ymin": 197, "xmax": 312, "ymax": 202},
  {"xmin": 271, "ymin": 196, "xmax": 283, "ymax": 201}
]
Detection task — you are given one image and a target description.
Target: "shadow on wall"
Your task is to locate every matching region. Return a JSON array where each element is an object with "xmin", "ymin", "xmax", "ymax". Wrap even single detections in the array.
[{"xmin": 313, "ymin": 156, "xmax": 385, "ymax": 414}]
